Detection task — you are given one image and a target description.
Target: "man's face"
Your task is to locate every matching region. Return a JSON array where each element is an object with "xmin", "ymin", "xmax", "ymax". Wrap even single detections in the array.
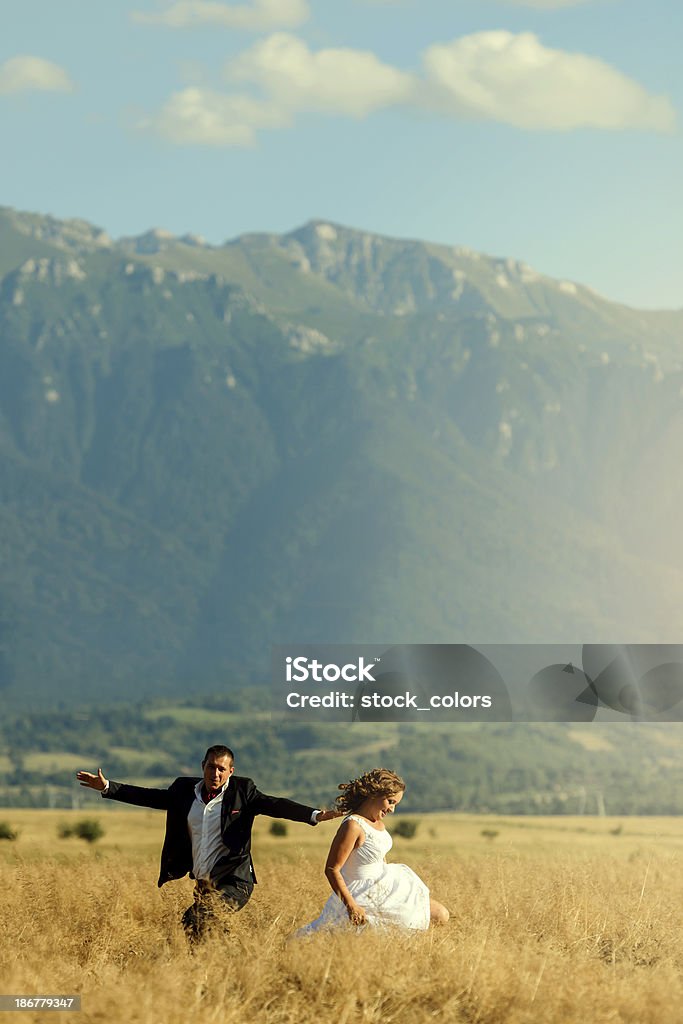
[{"xmin": 202, "ymin": 754, "xmax": 234, "ymax": 794}]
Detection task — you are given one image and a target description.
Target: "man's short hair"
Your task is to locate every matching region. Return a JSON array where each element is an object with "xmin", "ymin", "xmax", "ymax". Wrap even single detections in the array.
[{"xmin": 202, "ymin": 744, "xmax": 234, "ymax": 766}]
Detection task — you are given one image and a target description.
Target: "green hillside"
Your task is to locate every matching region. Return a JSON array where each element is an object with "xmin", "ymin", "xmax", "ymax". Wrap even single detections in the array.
[{"xmin": 1, "ymin": 692, "xmax": 682, "ymax": 815}]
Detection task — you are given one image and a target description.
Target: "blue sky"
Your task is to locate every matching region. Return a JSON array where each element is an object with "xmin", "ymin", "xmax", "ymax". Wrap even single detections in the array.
[{"xmin": 1, "ymin": 0, "xmax": 680, "ymax": 309}]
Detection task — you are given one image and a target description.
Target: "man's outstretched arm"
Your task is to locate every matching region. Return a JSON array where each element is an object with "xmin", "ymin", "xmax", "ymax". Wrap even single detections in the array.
[
  {"xmin": 76, "ymin": 768, "xmax": 172, "ymax": 810},
  {"xmin": 247, "ymin": 781, "xmax": 342, "ymax": 824}
]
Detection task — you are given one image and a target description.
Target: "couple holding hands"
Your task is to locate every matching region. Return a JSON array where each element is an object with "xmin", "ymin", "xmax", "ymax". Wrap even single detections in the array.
[{"xmin": 77, "ymin": 747, "xmax": 449, "ymax": 939}]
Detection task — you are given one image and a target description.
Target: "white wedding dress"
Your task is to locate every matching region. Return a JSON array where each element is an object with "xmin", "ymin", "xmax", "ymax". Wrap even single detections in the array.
[{"xmin": 296, "ymin": 813, "xmax": 430, "ymax": 934}]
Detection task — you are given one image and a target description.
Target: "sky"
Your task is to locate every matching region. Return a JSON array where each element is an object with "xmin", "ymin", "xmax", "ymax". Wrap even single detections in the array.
[{"xmin": 1, "ymin": 0, "xmax": 681, "ymax": 309}]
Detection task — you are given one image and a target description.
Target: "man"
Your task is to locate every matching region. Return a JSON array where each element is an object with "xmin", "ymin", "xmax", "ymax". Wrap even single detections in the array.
[{"xmin": 76, "ymin": 745, "xmax": 338, "ymax": 939}]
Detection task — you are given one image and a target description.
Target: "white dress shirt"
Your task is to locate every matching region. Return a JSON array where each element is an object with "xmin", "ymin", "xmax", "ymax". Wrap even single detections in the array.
[{"xmin": 187, "ymin": 779, "xmax": 232, "ymax": 880}]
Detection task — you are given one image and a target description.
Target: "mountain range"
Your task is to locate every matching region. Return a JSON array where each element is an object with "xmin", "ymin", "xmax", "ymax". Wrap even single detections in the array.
[{"xmin": 1, "ymin": 205, "xmax": 682, "ymax": 709}]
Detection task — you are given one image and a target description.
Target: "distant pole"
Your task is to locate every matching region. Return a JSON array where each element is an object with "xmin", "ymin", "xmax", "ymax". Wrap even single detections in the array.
[
  {"xmin": 596, "ymin": 790, "xmax": 606, "ymax": 817},
  {"xmin": 578, "ymin": 786, "xmax": 586, "ymax": 815}
]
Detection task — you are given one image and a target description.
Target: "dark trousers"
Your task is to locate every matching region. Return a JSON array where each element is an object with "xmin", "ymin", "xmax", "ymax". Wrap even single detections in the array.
[{"xmin": 181, "ymin": 877, "xmax": 254, "ymax": 941}]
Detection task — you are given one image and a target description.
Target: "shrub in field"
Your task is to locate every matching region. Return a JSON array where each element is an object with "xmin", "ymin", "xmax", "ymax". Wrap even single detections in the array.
[
  {"xmin": 58, "ymin": 819, "xmax": 105, "ymax": 843},
  {"xmin": 75, "ymin": 819, "xmax": 104, "ymax": 843},
  {"xmin": 481, "ymin": 829, "xmax": 499, "ymax": 841},
  {"xmin": 0, "ymin": 821, "xmax": 18, "ymax": 841},
  {"xmin": 389, "ymin": 819, "xmax": 419, "ymax": 839},
  {"xmin": 269, "ymin": 821, "xmax": 288, "ymax": 837}
]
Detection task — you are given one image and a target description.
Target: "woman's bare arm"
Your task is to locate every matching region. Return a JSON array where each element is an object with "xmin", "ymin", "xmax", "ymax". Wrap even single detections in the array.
[{"xmin": 324, "ymin": 818, "xmax": 366, "ymax": 925}]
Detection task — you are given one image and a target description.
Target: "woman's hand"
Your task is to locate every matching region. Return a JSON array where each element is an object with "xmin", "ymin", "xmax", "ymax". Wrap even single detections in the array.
[{"xmin": 348, "ymin": 904, "xmax": 366, "ymax": 927}]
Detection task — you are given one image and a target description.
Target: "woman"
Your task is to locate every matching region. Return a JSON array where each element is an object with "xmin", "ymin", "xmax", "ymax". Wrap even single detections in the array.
[{"xmin": 296, "ymin": 768, "xmax": 449, "ymax": 934}]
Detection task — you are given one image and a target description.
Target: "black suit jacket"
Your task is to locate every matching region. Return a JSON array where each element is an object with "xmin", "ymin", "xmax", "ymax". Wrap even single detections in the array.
[{"xmin": 102, "ymin": 775, "xmax": 317, "ymax": 887}]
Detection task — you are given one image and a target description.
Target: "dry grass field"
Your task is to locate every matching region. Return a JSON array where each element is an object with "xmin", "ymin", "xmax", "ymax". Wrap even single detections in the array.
[{"xmin": 2, "ymin": 810, "xmax": 683, "ymax": 1023}]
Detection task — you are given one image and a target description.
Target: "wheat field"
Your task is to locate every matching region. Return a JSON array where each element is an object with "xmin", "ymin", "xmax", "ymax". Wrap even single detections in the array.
[{"xmin": 2, "ymin": 810, "xmax": 683, "ymax": 1023}]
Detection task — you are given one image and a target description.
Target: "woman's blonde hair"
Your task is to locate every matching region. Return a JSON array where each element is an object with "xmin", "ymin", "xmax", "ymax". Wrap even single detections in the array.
[{"xmin": 335, "ymin": 768, "xmax": 405, "ymax": 814}]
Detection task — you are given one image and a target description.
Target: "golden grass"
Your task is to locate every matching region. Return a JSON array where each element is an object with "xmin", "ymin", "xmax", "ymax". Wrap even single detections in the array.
[{"xmin": 1, "ymin": 812, "xmax": 683, "ymax": 1023}]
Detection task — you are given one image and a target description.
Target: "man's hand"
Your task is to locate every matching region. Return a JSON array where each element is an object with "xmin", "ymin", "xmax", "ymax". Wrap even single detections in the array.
[
  {"xmin": 76, "ymin": 768, "xmax": 108, "ymax": 791},
  {"xmin": 314, "ymin": 808, "xmax": 344, "ymax": 823}
]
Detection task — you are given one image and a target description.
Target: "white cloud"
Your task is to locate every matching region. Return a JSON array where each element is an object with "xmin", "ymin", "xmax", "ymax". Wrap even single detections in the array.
[
  {"xmin": 420, "ymin": 31, "xmax": 676, "ymax": 132},
  {"xmin": 144, "ymin": 86, "xmax": 288, "ymax": 145},
  {"xmin": 133, "ymin": 0, "xmax": 309, "ymax": 30},
  {"xmin": 229, "ymin": 33, "xmax": 415, "ymax": 117},
  {"xmin": 0, "ymin": 56, "xmax": 75, "ymax": 96},
  {"xmin": 142, "ymin": 29, "xmax": 676, "ymax": 146}
]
